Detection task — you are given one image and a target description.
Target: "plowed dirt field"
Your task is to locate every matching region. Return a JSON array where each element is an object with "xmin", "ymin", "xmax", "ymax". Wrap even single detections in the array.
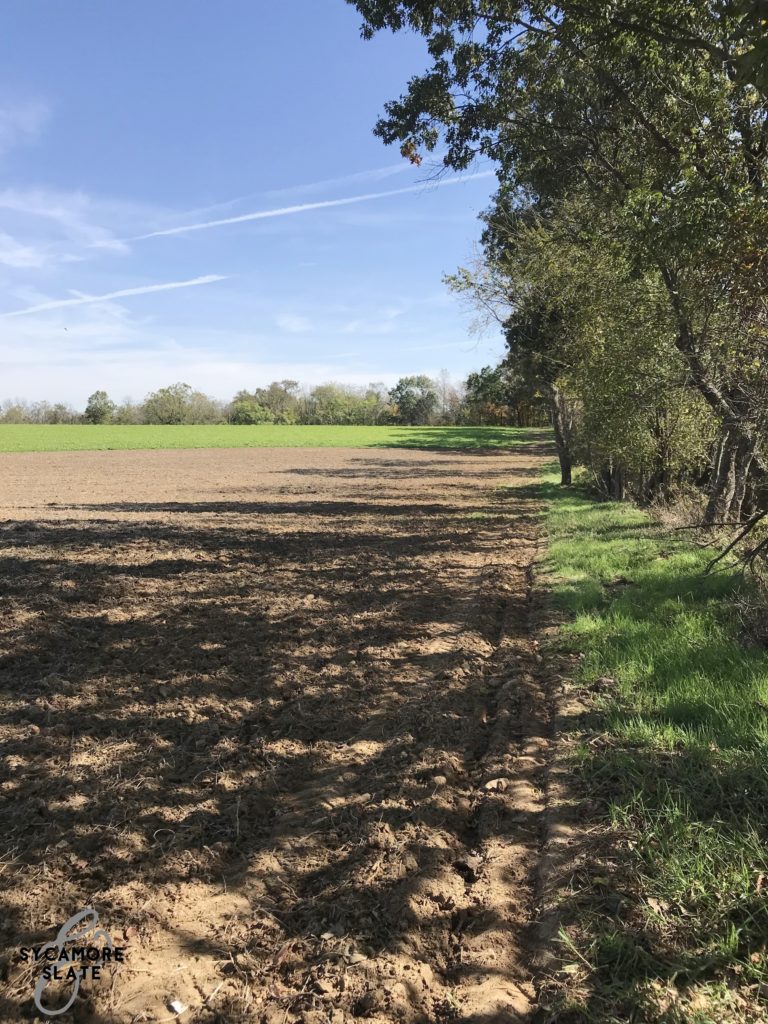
[{"xmin": 0, "ymin": 443, "xmax": 551, "ymax": 1023}]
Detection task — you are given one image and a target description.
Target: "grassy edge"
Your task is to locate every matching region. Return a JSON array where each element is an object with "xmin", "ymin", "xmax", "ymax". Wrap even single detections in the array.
[{"xmin": 536, "ymin": 468, "xmax": 768, "ymax": 1023}]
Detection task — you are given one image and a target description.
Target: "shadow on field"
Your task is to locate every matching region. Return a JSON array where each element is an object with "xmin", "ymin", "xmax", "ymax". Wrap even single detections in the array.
[
  {"xmin": 0, "ymin": 451, "xmax": 548, "ymax": 1022},
  {"xmin": 369, "ymin": 426, "xmax": 553, "ymax": 452}
]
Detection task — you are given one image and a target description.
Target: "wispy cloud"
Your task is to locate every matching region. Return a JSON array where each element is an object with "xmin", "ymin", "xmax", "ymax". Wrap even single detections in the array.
[
  {"xmin": 265, "ymin": 161, "xmax": 419, "ymax": 199},
  {"xmin": 108, "ymin": 156, "xmax": 456, "ymax": 240},
  {"xmin": 121, "ymin": 172, "xmax": 495, "ymax": 243},
  {"xmin": 265, "ymin": 153, "xmax": 452, "ymax": 200},
  {"xmin": 0, "ymin": 231, "xmax": 52, "ymax": 269},
  {"xmin": 0, "ymin": 187, "xmax": 131, "ymax": 257},
  {"xmin": 276, "ymin": 313, "xmax": 312, "ymax": 334},
  {"xmin": 0, "ymin": 100, "xmax": 50, "ymax": 156},
  {"xmin": 0, "ymin": 309, "xmax": 404, "ymax": 402},
  {"xmin": 341, "ymin": 306, "xmax": 404, "ymax": 336},
  {"xmin": 1, "ymin": 275, "xmax": 227, "ymax": 318}
]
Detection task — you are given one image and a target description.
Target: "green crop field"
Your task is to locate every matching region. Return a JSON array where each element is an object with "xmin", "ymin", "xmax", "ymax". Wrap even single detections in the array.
[{"xmin": 0, "ymin": 424, "xmax": 541, "ymax": 453}]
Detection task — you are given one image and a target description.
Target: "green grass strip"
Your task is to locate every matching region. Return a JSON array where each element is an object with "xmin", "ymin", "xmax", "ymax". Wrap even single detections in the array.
[{"xmin": 541, "ymin": 471, "xmax": 768, "ymax": 1022}]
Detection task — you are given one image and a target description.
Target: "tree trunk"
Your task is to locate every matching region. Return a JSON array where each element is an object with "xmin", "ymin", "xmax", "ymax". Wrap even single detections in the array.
[
  {"xmin": 732, "ymin": 448, "xmax": 754, "ymax": 521},
  {"xmin": 660, "ymin": 265, "xmax": 766, "ymax": 491},
  {"xmin": 643, "ymin": 408, "xmax": 671, "ymax": 501},
  {"xmin": 705, "ymin": 432, "xmax": 756, "ymax": 523},
  {"xmin": 548, "ymin": 384, "xmax": 574, "ymax": 485},
  {"xmin": 558, "ymin": 449, "xmax": 573, "ymax": 486},
  {"xmin": 730, "ymin": 435, "xmax": 756, "ymax": 521},
  {"xmin": 598, "ymin": 457, "xmax": 626, "ymax": 500},
  {"xmin": 611, "ymin": 464, "xmax": 626, "ymax": 501},
  {"xmin": 705, "ymin": 431, "xmax": 734, "ymax": 524}
]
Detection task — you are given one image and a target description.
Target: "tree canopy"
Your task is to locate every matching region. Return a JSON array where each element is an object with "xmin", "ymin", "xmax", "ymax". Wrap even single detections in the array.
[
  {"xmin": 389, "ymin": 375, "xmax": 440, "ymax": 425},
  {"xmin": 349, "ymin": 0, "xmax": 768, "ymax": 526}
]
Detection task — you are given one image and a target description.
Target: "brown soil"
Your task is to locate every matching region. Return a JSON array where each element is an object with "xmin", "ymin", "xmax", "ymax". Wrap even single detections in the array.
[{"xmin": 0, "ymin": 443, "xmax": 552, "ymax": 1024}]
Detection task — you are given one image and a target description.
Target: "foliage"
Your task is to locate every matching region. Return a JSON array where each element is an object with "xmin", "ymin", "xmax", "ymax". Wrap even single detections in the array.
[
  {"xmin": 434, "ymin": 368, "xmax": 465, "ymax": 423},
  {"xmin": 493, "ymin": 201, "xmax": 718, "ymax": 496},
  {"xmin": 0, "ymin": 399, "xmax": 80, "ymax": 424},
  {"xmin": 185, "ymin": 389, "xmax": 225, "ymax": 424},
  {"xmin": 734, "ymin": 0, "xmax": 768, "ymax": 95},
  {"xmin": 141, "ymin": 382, "xmax": 194, "ymax": 425},
  {"xmin": 111, "ymin": 400, "xmax": 144, "ymax": 425},
  {"xmin": 0, "ymin": 374, "xmax": 534, "ymax": 429},
  {"xmin": 141, "ymin": 382, "xmax": 225, "ymax": 425},
  {"xmin": 228, "ymin": 394, "xmax": 275, "ymax": 424},
  {"xmin": 388, "ymin": 374, "xmax": 439, "ymax": 425},
  {"xmin": 299, "ymin": 382, "xmax": 392, "ymax": 424},
  {"xmin": 349, "ymin": 0, "xmax": 768, "ymax": 521},
  {"xmin": 464, "ymin": 363, "xmax": 547, "ymax": 426},
  {"xmin": 84, "ymin": 390, "xmax": 116, "ymax": 425},
  {"xmin": 250, "ymin": 380, "xmax": 301, "ymax": 424}
]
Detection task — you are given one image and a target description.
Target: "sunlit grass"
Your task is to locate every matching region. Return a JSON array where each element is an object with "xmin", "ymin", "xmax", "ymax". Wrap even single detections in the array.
[{"xmin": 542, "ymin": 472, "xmax": 768, "ymax": 1021}]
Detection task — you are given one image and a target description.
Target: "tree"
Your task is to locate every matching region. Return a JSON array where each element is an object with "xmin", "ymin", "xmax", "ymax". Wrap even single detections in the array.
[
  {"xmin": 253, "ymin": 381, "xmax": 300, "ymax": 423},
  {"xmin": 361, "ymin": 382, "xmax": 393, "ymax": 424},
  {"xmin": 389, "ymin": 375, "xmax": 439, "ymax": 425},
  {"xmin": 449, "ymin": 248, "xmax": 581, "ymax": 484},
  {"xmin": 112, "ymin": 399, "xmax": 144, "ymax": 425},
  {"xmin": 452, "ymin": 196, "xmax": 718, "ymax": 493},
  {"xmin": 349, "ymin": 1, "xmax": 768, "ymax": 97},
  {"xmin": 186, "ymin": 390, "xmax": 226, "ymax": 424},
  {"xmin": 0, "ymin": 400, "xmax": 31, "ymax": 423},
  {"xmin": 27, "ymin": 400, "xmax": 79, "ymax": 424},
  {"xmin": 84, "ymin": 390, "xmax": 116, "ymax": 424},
  {"xmin": 349, "ymin": 0, "xmax": 768, "ymax": 519},
  {"xmin": 734, "ymin": 1, "xmax": 768, "ymax": 96},
  {"xmin": 229, "ymin": 393, "xmax": 275, "ymax": 424},
  {"xmin": 303, "ymin": 383, "xmax": 357, "ymax": 424},
  {"xmin": 142, "ymin": 383, "xmax": 194, "ymax": 424},
  {"xmin": 463, "ymin": 364, "xmax": 546, "ymax": 427},
  {"xmin": 433, "ymin": 369, "xmax": 463, "ymax": 423}
]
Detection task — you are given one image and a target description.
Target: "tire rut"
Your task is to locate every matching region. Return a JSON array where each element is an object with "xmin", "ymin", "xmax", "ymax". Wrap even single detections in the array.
[{"xmin": 432, "ymin": 518, "xmax": 552, "ymax": 1024}]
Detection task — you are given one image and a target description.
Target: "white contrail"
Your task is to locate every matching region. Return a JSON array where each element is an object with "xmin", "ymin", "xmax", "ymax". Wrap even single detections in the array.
[
  {"xmin": 265, "ymin": 157, "xmax": 435, "ymax": 198},
  {"xmin": 127, "ymin": 172, "xmax": 496, "ymax": 242},
  {"xmin": 1, "ymin": 274, "xmax": 227, "ymax": 318}
]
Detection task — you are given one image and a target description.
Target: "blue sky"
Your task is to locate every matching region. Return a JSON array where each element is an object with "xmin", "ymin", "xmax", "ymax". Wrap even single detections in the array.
[{"xmin": 0, "ymin": 1, "xmax": 504, "ymax": 406}]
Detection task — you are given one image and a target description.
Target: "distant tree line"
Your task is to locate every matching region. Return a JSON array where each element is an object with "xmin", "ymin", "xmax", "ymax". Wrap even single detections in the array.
[{"xmin": 0, "ymin": 373, "xmax": 549, "ymax": 428}]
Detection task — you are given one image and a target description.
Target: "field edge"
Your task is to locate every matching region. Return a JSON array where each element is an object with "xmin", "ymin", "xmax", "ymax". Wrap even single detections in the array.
[{"xmin": 532, "ymin": 469, "xmax": 768, "ymax": 1023}]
